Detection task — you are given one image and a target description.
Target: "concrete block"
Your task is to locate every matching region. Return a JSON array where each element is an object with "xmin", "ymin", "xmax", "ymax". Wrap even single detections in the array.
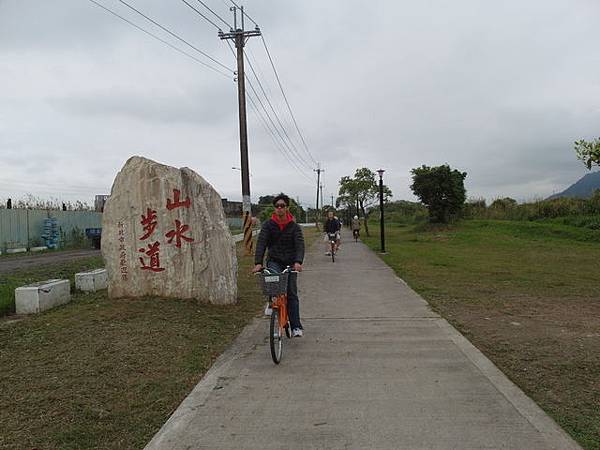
[
  {"xmin": 6, "ymin": 247, "xmax": 27, "ymax": 254},
  {"xmin": 15, "ymin": 279, "xmax": 71, "ymax": 314},
  {"xmin": 30, "ymin": 246, "xmax": 48, "ymax": 252},
  {"xmin": 75, "ymin": 268, "xmax": 108, "ymax": 292}
]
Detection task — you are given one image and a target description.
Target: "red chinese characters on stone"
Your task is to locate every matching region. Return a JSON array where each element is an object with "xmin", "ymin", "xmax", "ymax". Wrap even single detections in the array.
[
  {"xmin": 138, "ymin": 241, "xmax": 166, "ymax": 272},
  {"xmin": 137, "ymin": 187, "xmax": 194, "ymax": 273},
  {"xmin": 165, "ymin": 219, "xmax": 194, "ymax": 248},
  {"xmin": 166, "ymin": 189, "xmax": 190, "ymax": 210},
  {"xmin": 140, "ymin": 208, "xmax": 158, "ymax": 240}
]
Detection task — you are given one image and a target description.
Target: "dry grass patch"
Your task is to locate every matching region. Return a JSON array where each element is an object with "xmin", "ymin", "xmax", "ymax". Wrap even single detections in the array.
[
  {"xmin": 364, "ymin": 220, "xmax": 600, "ymax": 450},
  {"xmin": 0, "ymin": 227, "xmax": 318, "ymax": 450}
]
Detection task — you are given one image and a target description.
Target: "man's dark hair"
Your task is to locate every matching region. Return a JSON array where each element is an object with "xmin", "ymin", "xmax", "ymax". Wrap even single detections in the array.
[{"xmin": 272, "ymin": 193, "xmax": 290, "ymax": 206}]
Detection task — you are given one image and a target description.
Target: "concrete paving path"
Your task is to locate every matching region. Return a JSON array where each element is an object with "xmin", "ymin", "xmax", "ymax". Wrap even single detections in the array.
[{"xmin": 146, "ymin": 231, "xmax": 580, "ymax": 450}]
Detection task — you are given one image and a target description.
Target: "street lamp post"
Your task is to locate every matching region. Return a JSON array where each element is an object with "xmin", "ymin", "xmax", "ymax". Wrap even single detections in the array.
[{"xmin": 377, "ymin": 169, "xmax": 386, "ymax": 253}]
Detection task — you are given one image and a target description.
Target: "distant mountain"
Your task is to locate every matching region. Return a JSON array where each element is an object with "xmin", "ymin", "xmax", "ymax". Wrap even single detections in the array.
[{"xmin": 548, "ymin": 171, "xmax": 600, "ymax": 199}]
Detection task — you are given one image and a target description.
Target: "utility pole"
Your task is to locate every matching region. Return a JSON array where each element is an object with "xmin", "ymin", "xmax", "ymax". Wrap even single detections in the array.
[
  {"xmin": 219, "ymin": 7, "xmax": 261, "ymax": 256},
  {"xmin": 313, "ymin": 165, "xmax": 323, "ymax": 228},
  {"xmin": 320, "ymin": 183, "xmax": 324, "ymax": 211},
  {"xmin": 331, "ymin": 195, "xmax": 334, "ymax": 209}
]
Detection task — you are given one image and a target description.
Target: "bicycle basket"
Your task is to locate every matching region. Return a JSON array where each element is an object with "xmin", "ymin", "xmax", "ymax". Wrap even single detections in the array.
[{"xmin": 259, "ymin": 271, "xmax": 289, "ymax": 296}]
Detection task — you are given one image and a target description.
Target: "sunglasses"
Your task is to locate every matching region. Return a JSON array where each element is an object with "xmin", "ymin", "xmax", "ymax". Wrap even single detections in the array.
[{"xmin": 274, "ymin": 203, "xmax": 287, "ymax": 209}]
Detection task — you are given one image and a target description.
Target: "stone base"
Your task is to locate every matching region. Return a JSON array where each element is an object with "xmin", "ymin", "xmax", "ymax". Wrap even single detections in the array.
[
  {"xmin": 75, "ymin": 269, "xmax": 108, "ymax": 292},
  {"xmin": 15, "ymin": 279, "xmax": 71, "ymax": 314},
  {"xmin": 30, "ymin": 246, "xmax": 48, "ymax": 252},
  {"xmin": 6, "ymin": 248, "xmax": 27, "ymax": 254}
]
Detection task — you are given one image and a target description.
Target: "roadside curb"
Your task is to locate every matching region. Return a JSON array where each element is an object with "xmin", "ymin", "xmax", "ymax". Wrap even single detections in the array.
[
  {"xmin": 435, "ymin": 319, "xmax": 581, "ymax": 450},
  {"xmin": 367, "ymin": 240, "xmax": 582, "ymax": 450}
]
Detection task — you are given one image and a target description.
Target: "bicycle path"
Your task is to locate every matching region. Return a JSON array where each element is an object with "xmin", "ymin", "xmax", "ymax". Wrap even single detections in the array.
[{"xmin": 145, "ymin": 230, "xmax": 580, "ymax": 450}]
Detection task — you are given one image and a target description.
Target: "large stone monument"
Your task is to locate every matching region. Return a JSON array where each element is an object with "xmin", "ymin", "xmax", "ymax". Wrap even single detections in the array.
[{"xmin": 101, "ymin": 156, "xmax": 237, "ymax": 304}]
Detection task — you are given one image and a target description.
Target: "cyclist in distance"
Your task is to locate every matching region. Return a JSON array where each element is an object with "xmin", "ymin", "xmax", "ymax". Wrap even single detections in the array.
[
  {"xmin": 351, "ymin": 215, "xmax": 361, "ymax": 240},
  {"xmin": 252, "ymin": 194, "xmax": 305, "ymax": 337},
  {"xmin": 324, "ymin": 210, "xmax": 341, "ymax": 255}
]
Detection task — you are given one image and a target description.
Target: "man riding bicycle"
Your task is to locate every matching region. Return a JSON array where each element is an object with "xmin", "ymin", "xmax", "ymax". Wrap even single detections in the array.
[
  {"xmin": 324, "ymin": 210, "xmax": 341, "ymax": 256},
  {"xmin": 252, "ymin": 194, "xmax": 305, "ymax": 337}
]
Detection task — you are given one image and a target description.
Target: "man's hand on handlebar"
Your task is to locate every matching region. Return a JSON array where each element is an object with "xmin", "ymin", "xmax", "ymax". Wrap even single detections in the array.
[
  {"xmin": 293, "ymin": 263, "xmax": 303, "ymax": 272},
  {"xmin": 252, "ymin": 264, "xmax": 263, "ymax": 273}
]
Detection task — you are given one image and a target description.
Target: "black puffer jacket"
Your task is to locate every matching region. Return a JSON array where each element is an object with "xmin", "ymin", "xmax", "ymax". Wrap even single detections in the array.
[{"xmin": 254, "ymin": 219, "xmax": 305, "ymax": 266}]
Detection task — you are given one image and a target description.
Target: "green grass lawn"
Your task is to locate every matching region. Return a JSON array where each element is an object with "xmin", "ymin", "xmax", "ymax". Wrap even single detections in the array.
[
  {"xmin": 364, "ymin": 219, "xmax": 600, "ymax": 450},
  {"xmin": 0, "ymin": 227, "xmax": 318, "ymax": 449}
]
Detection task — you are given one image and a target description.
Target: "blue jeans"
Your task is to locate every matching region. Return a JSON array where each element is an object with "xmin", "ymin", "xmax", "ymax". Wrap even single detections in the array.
[{"xmin": 266, "ymin": 260, "xmax": 302, "ymax": 330}]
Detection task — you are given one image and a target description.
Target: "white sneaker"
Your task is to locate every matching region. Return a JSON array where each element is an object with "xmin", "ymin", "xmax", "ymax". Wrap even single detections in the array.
[
  {"xmin": 292, "ymin": 328, "xmax": 303, "ymax": 337},
  {"xmin": 264, "ymin": 303, "xmax": 272, "ymax": 316}
]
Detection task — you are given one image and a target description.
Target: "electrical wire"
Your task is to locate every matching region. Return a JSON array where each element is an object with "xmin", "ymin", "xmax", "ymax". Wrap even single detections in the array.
[
  {"xmin": 227, "ymin": 41, "xmax": 307, "ymax": 177},
  {"xmin": 247, "ymin": 92, "xmax": 313, "ymax": 183},
  {"xmin": 180, "ymin": 0, "xmax": 222, "ymax": 30},
  {"xmin": 87, "ymin": 0, "xmax": 232, "ymax": 78},
  {"xmin": 224, "ymin": 41, "xmax": 312, "ymax": 181},
  {"xmin": 245, "ymin": 76, "xmax": 312, "ymax": 178},
  {"xmin": 245, "ymin": 50, "xmax": 313, "ymax": 172},
  {"xmin": 116, "ymin": 0, "xmax": 233, "ymax": 73},
  {"xmin": 261, "ymin": 34, "xmax": 318, "ymax": 166},
  {"xmin": 194, "ymin": 0, "xmax": 232, "ymax": 29}
]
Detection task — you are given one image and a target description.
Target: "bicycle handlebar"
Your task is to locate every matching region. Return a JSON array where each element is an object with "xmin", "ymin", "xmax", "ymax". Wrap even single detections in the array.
[{"xmin": 255, "ymin": 266, "xmax": 298, "ymax": 275}]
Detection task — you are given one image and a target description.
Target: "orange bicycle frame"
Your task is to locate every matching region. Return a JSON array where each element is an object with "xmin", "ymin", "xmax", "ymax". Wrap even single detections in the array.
[{"xmin": 273, "ymin": 294, "xmax": 288, "ymax": 329}]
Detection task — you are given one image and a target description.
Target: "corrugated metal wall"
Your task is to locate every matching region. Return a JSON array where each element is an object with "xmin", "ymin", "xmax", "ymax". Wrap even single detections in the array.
[
  {"xmin": 0, "ymin": 211, "xmax": 245, "ymax": 250},
  {"xmin": 0, "ymin": 210, "xmax": 102, "ymax": 249}
]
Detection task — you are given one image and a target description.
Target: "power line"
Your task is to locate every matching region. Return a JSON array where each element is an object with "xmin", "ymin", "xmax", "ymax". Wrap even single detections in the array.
[
  {"xmin": 244, "ymin": 50, "xmax": 313, "ymax": 172},
  {"xmin": 116, "ymin": 0, "xmax": 233, "ymax": 73},
  {"xmin": 87, "ymin": 0, "xmax": 232, "ymax": 78},
  {"xmin": 180, "ymin": 0, "xmax": 222, "ymax": 31},
  {"xmin": 246, "ymin": 75, "xmax": 312, "ymax": 177},
  {"xmin": 194, "ymin": 0, "xmax": 232, "ymax": 29},
  {"xmin": 246, "ymin": 91, "xmax": 313, "ymax": 183},
  {"xmin": 261, "ymin": 34, "xmax": 318, "ymax": 166},
  {"xmin": 224, "ymin": 41, "xmax": 312, "ymax": 179}
]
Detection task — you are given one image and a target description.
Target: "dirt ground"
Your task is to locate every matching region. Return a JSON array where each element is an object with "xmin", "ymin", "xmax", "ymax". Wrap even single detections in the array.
[
  {"xmin": 431, "ymin": 293, "xmax": 600, "ymax": 448},
  {"xmin": 0, "ymin": 249, "xmax": 100, "ymax": 274}
]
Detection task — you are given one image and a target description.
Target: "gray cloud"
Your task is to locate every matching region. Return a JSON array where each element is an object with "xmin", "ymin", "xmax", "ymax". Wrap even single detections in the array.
[
  {"xmin": 1, "ymin": 0, "xmax": 599, "ymax": 207},
  {"xmin": 49, "ymin": 85, "xmax": 234, "ymax": 125}
]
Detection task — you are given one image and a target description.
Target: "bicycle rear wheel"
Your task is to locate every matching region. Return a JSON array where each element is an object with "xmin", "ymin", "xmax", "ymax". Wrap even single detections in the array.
[
  {"xmin": 331, "ymin": 242, "xmax": 335, "ymax": 263},
  {"xmin": 270, "ymin": 308, "xmax": 283, "ymax": 364}
]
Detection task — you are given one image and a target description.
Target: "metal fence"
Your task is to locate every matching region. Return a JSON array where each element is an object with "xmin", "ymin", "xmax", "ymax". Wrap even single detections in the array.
[{"xmin": 0, "ymin": 210, "xmax": 102, "ymax": 250}]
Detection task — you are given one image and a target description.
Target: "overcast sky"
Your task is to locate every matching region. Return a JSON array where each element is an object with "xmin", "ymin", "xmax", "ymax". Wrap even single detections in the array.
[{"xmin": 1, "ymin": 0, "xmax": 599, "ymax": 208}]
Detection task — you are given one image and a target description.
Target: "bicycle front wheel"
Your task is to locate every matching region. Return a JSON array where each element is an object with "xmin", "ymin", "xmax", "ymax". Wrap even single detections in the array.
[{"xmin": 270, "ymin": 308, "xmax": 283, "ymax": 364}]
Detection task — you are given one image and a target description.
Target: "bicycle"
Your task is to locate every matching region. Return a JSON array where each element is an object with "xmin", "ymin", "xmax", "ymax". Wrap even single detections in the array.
[
  {"xmin": 257, "ymin": 267, "xmax": 295, "ymax": 364},
  {"xmin": 352, "ymin": 229, "xmax": 360, "ymax": 242},
  {"xmin": 327, "ymin": 232, "xmax": 337, "ymax": 262}
]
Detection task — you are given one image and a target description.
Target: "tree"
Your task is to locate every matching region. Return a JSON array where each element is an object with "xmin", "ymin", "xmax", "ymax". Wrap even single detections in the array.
[
  {"xmin": 258, "ymin": 195, "xmax": 276, "ymax": 205},
  {"xmin": 258, "ymin": 193, "xmax": 304, "ymax": 222},
  {"xmin": 574, "ymin": 138, "xmax": 600, "ymax": 169},
  {"xmin": 338, "ymin": 168, "xmax": 392, "ymax": 236},
  {"xmin": 490, "ymin": 197, "xmax": 517, "ymax": 210},
  {"xmin": 410, "ymin": 164, "xmax": 467, "ymax": 223}
]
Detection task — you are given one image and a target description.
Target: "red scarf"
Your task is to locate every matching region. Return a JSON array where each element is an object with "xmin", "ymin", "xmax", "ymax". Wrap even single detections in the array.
[{"xmin": 271, "ymin": 211, "xmax": 295, "ymax": 231}]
